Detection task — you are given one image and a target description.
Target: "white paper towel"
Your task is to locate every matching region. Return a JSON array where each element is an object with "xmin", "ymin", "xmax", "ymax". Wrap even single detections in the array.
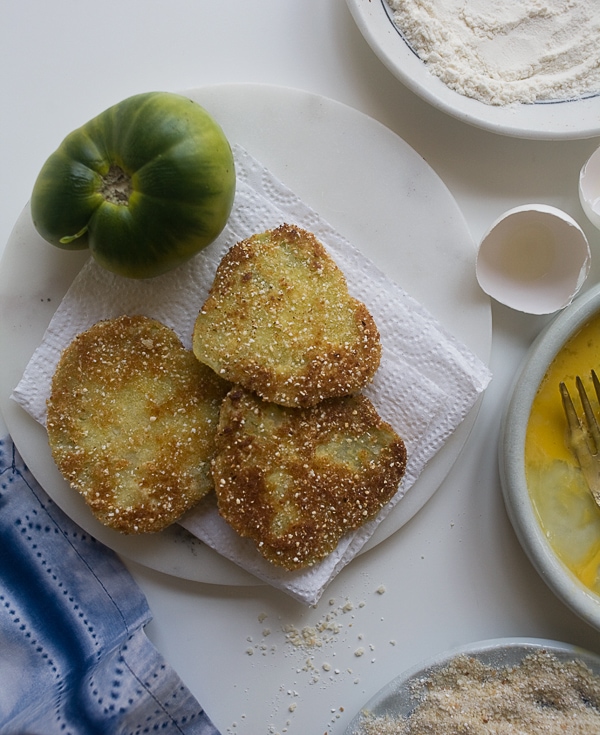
[{"xmin": 13, "ymin": 144, "xmax": 491, "ymax": 605}]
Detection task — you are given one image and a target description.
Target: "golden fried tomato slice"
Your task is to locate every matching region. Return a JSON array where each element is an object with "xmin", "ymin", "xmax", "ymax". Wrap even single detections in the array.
[
  {"xmin": 213, "ymin": 387, "xmax": 407, "ymax": 569},
  {"xmin": 192, "ymin": 224, "xmax": 381, "ymax": 407},
  {"xmin": 47, "ymin": 315, "xmax": 230, "ymax": 533}
]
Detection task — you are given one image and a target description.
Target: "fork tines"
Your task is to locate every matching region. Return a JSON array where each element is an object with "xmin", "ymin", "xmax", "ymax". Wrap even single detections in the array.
[{"xmin": 560, "ymin": 370, "xmax": 600, "ymax": 505}]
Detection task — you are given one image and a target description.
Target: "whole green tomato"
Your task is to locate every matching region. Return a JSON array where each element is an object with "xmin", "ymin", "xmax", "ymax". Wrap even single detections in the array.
[{"xmin": 31, "ymin": 91, "xmax": 236, "ymax": 278}]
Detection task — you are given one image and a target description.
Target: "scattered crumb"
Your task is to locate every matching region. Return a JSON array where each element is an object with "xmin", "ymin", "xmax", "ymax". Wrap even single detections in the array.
[{"xmin": 238, "ymin": 585, "xmax": 390, "ymax": 732}]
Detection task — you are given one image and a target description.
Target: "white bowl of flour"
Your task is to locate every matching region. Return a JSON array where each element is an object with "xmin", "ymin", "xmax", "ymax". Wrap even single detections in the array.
[{"xmin": 346, "ymin": 0, "xmax": 600, "ymax": 139}]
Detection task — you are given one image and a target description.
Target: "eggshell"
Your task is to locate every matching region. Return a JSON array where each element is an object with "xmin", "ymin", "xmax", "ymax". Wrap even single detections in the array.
[
  {"xmin": 476, "ymin": 204, "xmax": 590, "ymax": 315},
  {"xmin": 579, "ymin": 146, "xmax": 600, "ymax": 230}
]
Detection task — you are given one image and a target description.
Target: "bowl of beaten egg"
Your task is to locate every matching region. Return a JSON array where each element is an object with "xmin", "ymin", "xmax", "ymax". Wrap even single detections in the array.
[{"xmin": 501, "ymin": 283, "xmax": 600, "ymax": 631}]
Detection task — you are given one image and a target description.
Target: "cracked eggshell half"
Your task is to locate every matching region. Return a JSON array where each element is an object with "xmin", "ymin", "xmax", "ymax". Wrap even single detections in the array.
[
  {"xmin": 580, "ymin": 146, "xmax": 600, "ymax": 231},
  {"xmin": 476, "ymin": 204, "xmax": 590, "ymax": 315}
]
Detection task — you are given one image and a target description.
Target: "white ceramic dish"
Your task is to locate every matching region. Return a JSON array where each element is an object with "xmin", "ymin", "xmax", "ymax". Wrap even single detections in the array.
[
  {"xmin": 0, "ymin": 84, "xmax": 491, "ymax": 586},
  {"xmin": 344, "ymin": 637, "xmax": 600, "ymax": 732},
  {"xmin": 346, "ymin": 0, "xmax": 600, "ymax": 141},
  {"xmin": 500, "ymin": 283, "xmax": 600, "ymax": 630}
]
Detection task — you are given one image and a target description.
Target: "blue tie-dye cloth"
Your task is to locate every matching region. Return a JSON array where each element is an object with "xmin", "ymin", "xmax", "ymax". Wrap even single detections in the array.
[{"xmin": 0, "ymin": 435, "xmax": 220, "ymax": 735}]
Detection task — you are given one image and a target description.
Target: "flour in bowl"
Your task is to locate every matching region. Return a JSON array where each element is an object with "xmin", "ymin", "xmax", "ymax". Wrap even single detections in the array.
[{"xmin": 386, "ymin": 0, "xmax": 600, "ymax": 105}]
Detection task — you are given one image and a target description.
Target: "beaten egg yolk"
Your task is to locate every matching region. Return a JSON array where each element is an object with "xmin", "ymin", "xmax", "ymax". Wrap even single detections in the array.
[{"xmin": 525, "ymin": 313, "xmax": 600, "ymax": 595}]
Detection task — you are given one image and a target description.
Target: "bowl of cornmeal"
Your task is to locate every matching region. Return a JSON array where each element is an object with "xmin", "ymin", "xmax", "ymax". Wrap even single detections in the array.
[
  {"xmin": 501, "ymin": 282, "xmax": 600, "ymax": 631},
  {"xmin": 345, "ymin": 638, "xmax": 600, "ymax": 734}
]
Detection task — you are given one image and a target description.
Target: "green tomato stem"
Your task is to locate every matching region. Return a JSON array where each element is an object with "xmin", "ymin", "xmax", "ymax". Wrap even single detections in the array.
[
  {"xmin": 59, "ymin": 225, "xmax": 89, "ymax": 244},
  {"xmin": 101, "ymin": 164, "xmax": 133, "ymax": 205}
]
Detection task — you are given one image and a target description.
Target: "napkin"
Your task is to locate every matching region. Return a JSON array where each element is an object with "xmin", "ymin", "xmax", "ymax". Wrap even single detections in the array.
[
  {"xmin": 13, "ymin": 144, "xmax": 491, "ymax": 605},
  {"xmin": 0, "ymin": 434, "xmax": 220, "ymax": 735}
]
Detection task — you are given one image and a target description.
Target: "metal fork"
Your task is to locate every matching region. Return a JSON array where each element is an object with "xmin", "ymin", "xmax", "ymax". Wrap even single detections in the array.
[{"xmin": 560, "ymin": 370, "xmax": 600, "ymax": 506}]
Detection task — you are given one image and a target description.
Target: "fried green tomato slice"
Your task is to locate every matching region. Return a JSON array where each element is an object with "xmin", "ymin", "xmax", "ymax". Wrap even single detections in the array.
[
  {"xmin": 213, "ymin": 387, "xmax": 407, "ymax": 569},
  {"xmin": 47, "ymin": 315, "xmax": 230, "ymax": 533},
  {"xmin": 192, "ymin": 224, "xmax": 382, "ymax": 408}
]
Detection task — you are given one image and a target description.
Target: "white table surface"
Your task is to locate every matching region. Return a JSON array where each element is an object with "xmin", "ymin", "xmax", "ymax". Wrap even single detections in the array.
[{"xmin": 3, "ymin": 2, "xmax": 600, "ymax": 734}]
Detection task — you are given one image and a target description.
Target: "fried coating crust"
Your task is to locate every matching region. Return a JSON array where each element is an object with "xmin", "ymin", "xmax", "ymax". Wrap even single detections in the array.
[
  {"xmin": 192, "ymin": 224, "xmax": 381, "ymax": 407},
  {"xmin": 47, "ymin": 315, "xmax": 230, "ymax": 534},
  {"xmin": 213, "ymin": 387, "xmax": 407, "ymax": 569}
]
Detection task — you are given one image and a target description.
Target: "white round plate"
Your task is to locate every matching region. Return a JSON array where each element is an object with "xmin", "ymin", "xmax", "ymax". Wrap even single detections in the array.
[
  {"xmin": 0, "ymin": 84, "xmax": 491, "ymax": 586},
  {"xmin": 346, "ymin": 0, "xmax": 600, "ymax": 141},
  {"xmin": 500, "ymin": 283, "xmax": 600, "ymax": 630},
  {"xmin": 344, "ymin": 637, "xmax": 600, "ymax": 732}
]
